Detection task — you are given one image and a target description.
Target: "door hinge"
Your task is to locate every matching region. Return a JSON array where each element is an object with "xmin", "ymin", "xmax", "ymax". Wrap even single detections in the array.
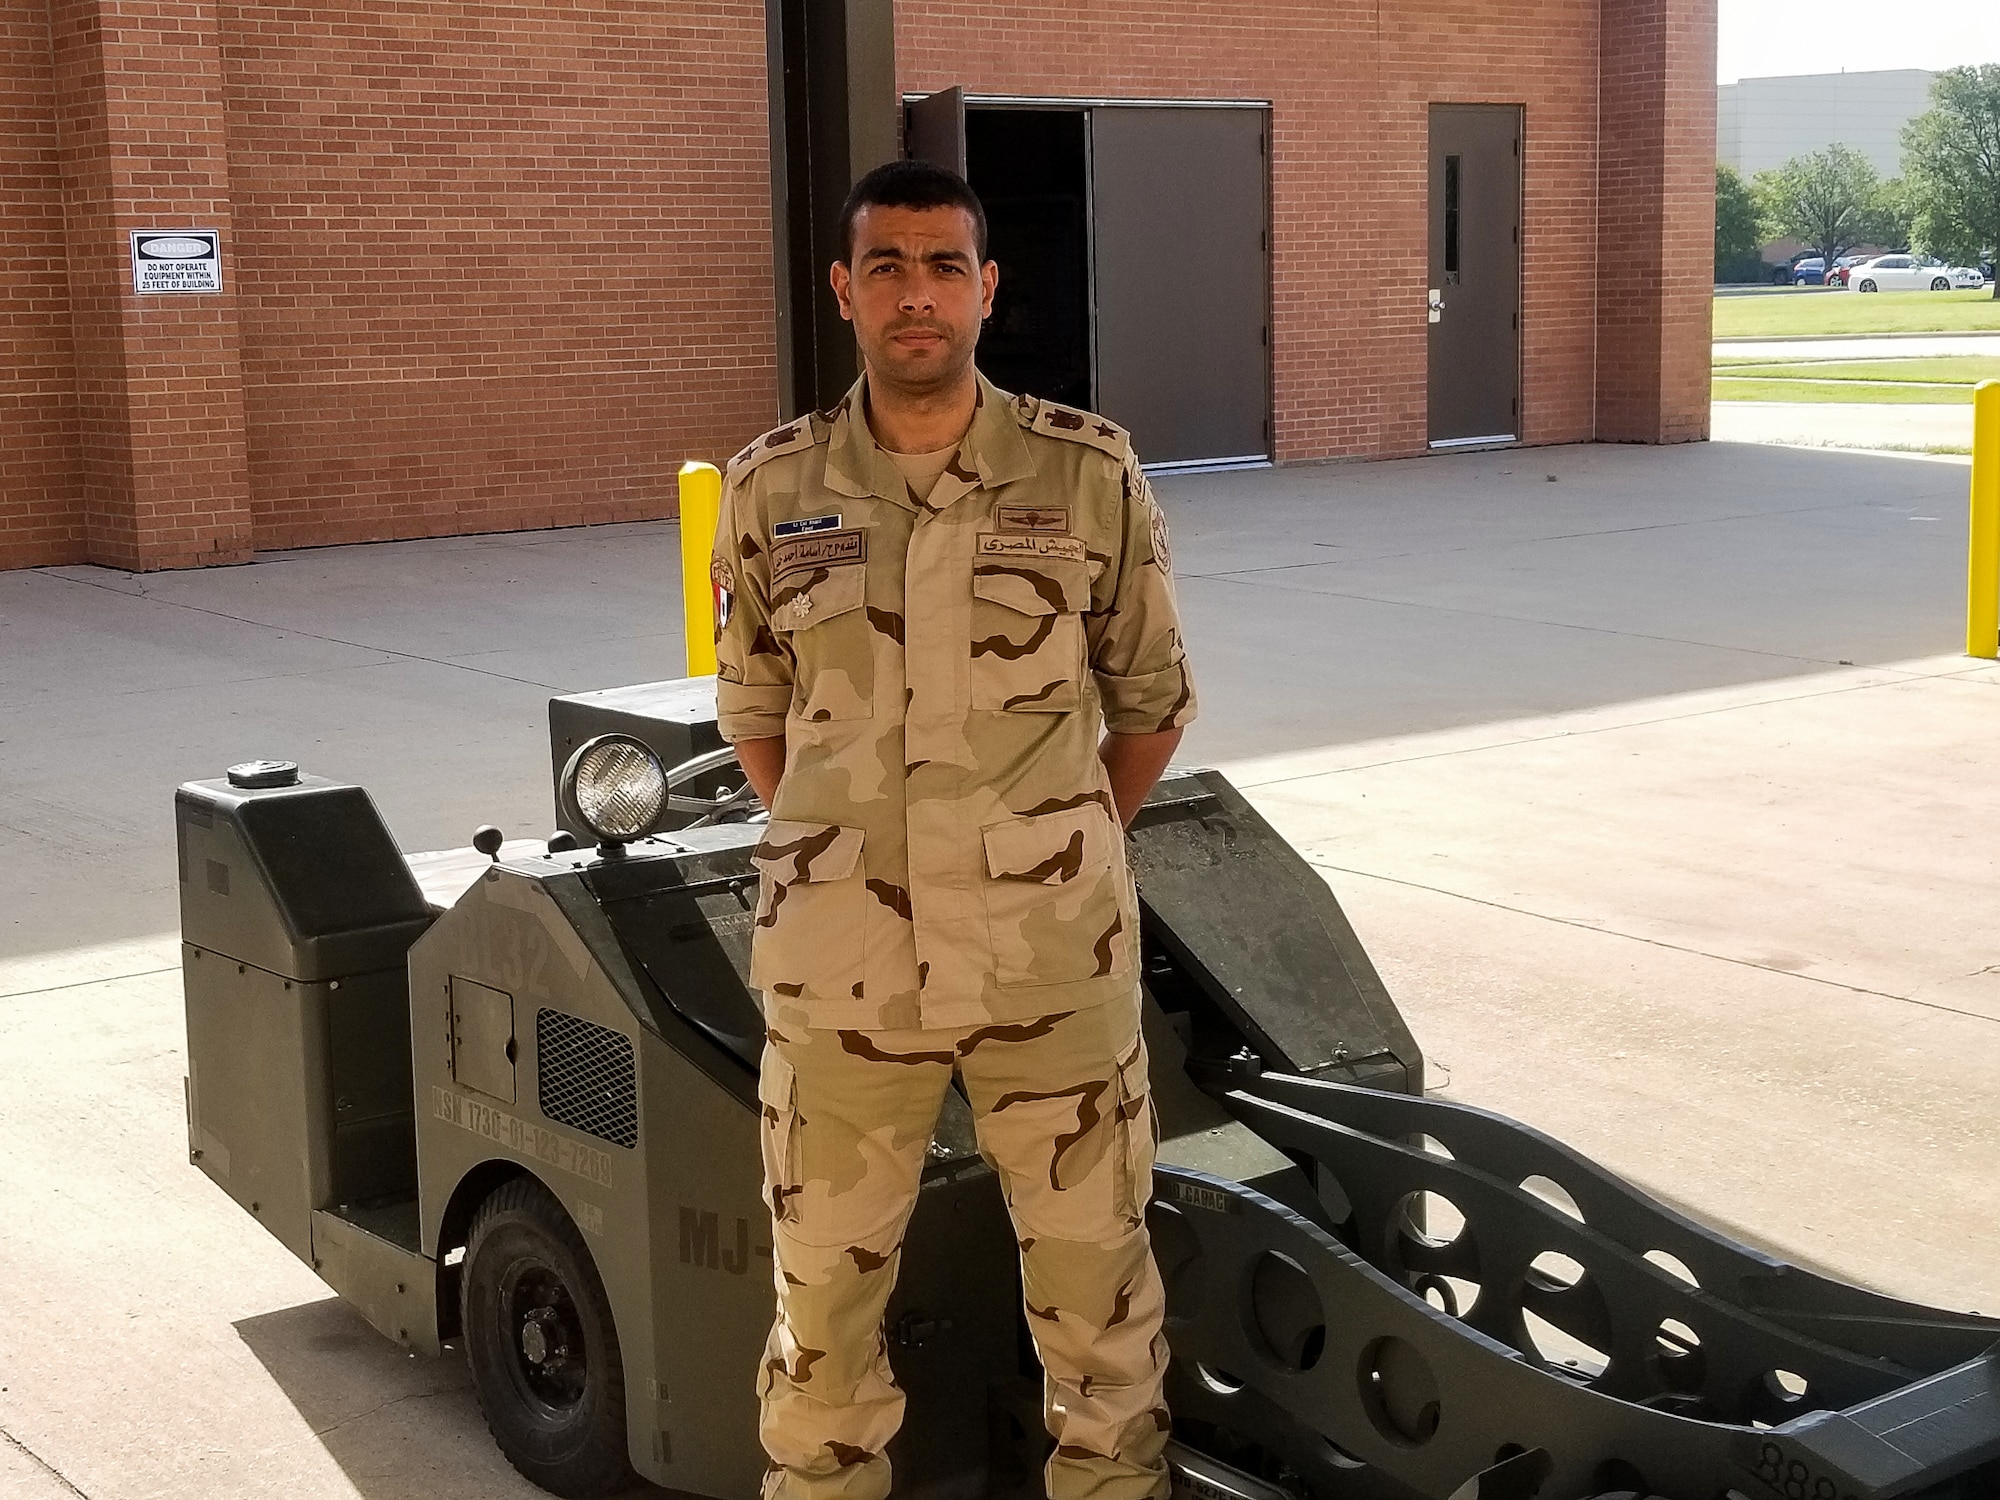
[
  {"xmin": 1513, "ymin": 312, "xmax": 1519, "ymax": 330},
  {"xmin": 1262, "ymin": 324, "xmax": 1269, "ymax": 346}
]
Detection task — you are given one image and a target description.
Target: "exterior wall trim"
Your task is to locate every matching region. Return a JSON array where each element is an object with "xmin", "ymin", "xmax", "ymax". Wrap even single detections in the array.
[{"xmin": 915, "ymin": 93, "xmax": 1274, "ymax": 110}]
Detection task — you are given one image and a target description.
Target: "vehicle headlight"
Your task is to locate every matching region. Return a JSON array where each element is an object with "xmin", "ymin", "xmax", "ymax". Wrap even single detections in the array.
[{"xmin": 560, "ymin": 734, "xmax": 668, "ymax": 846}]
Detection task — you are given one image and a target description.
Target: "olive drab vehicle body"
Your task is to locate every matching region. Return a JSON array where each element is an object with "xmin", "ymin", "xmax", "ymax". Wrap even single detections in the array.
[{"xmin": 178, "ymin": 678, "xmax": 2000, "ymax": 1500}]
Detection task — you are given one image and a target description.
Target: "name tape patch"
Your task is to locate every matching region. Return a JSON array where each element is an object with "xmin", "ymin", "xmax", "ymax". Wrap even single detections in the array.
[
  {"xmin": 771, "ymin": 528, "xmax": 866, "ymax": 580},
  {"xmin": 996, "ymin": 505, "xmax": 1070, "ymax": 534},
  {"xmin": 975, "ymin": 533, "xmax": 1087, "ymax": 564},
  {"xmin": 432, "ymin": 1085, "xmax": 614, "ymax": 1187},
  {"xmin": 772, "ymin": 513, "xmax": 843, "ymax": 538}
]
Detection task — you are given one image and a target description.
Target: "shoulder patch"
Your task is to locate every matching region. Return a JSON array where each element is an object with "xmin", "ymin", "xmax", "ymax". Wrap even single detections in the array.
[
  {"xmin": 1015, "ymin": 395, "xmax": 1130, "ymax": 461},
  {"xmin": 725, "ymin": 413, "xmax": 827, "ymax": 484}
]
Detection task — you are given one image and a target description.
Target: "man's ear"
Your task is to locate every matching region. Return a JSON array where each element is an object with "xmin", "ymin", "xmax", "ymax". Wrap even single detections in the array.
[
  {"xmin": 829, "ymin": 260, "xmax": 854, "ymax": 322},
  {"xmin": 980, "ymin": 259, "xmax": 998, "ymax": 320}
]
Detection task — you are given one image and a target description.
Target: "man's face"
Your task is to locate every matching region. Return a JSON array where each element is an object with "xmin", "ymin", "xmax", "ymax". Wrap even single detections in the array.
[{"xmin": 830, "ymin": 204, "xmax": 998, "ymax": 398}]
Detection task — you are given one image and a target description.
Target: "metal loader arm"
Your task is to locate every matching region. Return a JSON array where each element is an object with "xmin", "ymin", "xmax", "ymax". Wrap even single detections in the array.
[{"xmin": 1148, "ymin": 1075, "xmax": 2000, "ymax": 1500}]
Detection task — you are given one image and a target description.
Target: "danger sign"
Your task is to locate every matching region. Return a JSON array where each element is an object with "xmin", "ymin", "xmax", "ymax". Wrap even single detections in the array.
[{"xmin": 131, "ymin": 230, "xmax": 222, "ymax": 294}]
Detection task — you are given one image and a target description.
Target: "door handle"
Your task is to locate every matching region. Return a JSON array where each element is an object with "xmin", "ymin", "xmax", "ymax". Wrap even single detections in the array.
[{"xmin": 1428, "ymin": 289, "xmax": 1444, "ymax": 324}]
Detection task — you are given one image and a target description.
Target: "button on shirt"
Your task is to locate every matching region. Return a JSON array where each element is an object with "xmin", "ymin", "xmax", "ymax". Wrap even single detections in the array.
[{"xmin": 711, "ymin": 372, "xmax": 1197, "ymax": 1032}]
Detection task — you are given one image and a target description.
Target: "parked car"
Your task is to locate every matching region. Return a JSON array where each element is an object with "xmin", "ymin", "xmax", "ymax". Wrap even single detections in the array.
[
  {"xmin": 1788, "ymin": 255, "xmax": 1826, "ymax": 286},
  {"xmin": 1825, "ymin": 255, "xmax": 1865, "ymax": 287},
  {"xmin": 1848, "ymin": 254, "xmax": 1978, "ymax": 291}
]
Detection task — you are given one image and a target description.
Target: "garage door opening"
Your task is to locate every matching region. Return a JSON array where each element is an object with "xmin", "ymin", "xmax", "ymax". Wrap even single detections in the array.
[
  {"xmin": 967, "ymin": 109, "xmax": 1093, "ymax": 410},
  {"xmin": 910, "ymin": 93, "xmax": 1271, "ymax": 469}
]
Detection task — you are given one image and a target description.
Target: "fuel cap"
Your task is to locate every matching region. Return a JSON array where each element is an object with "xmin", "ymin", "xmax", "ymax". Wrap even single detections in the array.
[{"xmin": 227, "ymin": 760, "xmax": 300, "ymax": 789}]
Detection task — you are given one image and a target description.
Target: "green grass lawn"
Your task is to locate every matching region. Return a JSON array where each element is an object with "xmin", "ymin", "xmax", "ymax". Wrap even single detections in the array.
[
  {"xmin": 1712, "ymin": 288, "xmax": 2000, "ymax": 339},
  {"xmin": 1712, "ymin": 377, "xmax": 1975, "ymax": 404},
  {"xmin": 1711, "ymin": 356, "xmax": 2000, "ymax": 383}
]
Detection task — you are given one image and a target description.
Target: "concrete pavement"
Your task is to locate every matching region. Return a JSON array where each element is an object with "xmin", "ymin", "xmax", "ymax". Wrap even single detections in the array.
[
  {"xmin": 1711, "ymin": 402, "xmax": 1975, "ymax": 452},
  {"xmin": 2, "ymin": 439, "xmax": 1995, "ymax": 1497}
]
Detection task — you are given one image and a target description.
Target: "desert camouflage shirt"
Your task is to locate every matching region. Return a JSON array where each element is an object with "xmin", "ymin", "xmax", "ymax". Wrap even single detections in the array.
[{"xmin": 711, "ymin": 370, "xmax": 1198, "ymax": 1031}]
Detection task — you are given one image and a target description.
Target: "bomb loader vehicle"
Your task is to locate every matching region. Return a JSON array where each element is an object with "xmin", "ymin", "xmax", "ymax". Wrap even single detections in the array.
[{"xmin": 176, "ymin": 675, "xmax": 2000, "ymax": 1500}]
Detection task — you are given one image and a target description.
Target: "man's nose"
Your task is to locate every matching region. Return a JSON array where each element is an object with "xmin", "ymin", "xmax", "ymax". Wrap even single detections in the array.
[{"xmin": 899, "ymin": 280, "xmax": 935, "ymax": 312}]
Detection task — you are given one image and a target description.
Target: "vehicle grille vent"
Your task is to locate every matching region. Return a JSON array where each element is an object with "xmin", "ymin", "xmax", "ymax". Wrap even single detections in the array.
[{"xmin": 536, "ymin": 1009, "xmax": 637, "ymax": 1150}]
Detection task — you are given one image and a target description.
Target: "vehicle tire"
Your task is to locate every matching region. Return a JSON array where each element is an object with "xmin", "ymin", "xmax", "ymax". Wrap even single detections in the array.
[
  {"xmin": 461, "ymin": 1177, "xmax": 636, "ymax": 1498},
  {"xmin": 1858, "ymin": 278, "xmax": 1878, "ymax": 293},
  {"xmin": 1931, "ymin": 277, "xmax": 1950, "ymax": 291}
]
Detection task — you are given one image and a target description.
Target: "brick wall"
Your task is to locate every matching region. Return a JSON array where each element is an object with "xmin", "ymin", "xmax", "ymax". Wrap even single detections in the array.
[
  {"xmin": 1597, "ymin": 0, "xmax": 1716, "ymax": 442},
  {"xmin": 216, "ymin": 0, "xmax": 779, "ymax": 552},
  {"xmin": 4, "ymin": 0, "xmax": 779, "ymax": 572},
  {"xmin": 3, "ymin": 0, "xmax": 1712, "ymax": 572},
  {"xmin": 900, "ymin": 0, "xmax": 1713, "ymax": 461},
  {"xmin": 51, "ymin": 0, "xmax": 255, "ymax": 572},
  {"xmin": 1, "ymin": 0, "xmax": 81, "ymax": 567}
]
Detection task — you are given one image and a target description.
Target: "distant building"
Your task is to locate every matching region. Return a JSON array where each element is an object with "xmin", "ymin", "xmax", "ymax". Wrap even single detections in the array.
[{"xmin": 1718, "ymin": 69, "xmax": 1935, "ymax": 178}]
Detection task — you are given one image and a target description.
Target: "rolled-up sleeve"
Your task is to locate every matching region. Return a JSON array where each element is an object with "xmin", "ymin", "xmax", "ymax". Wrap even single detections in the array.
[
  {"xmin": 1088, "ymin": 452, "xmax": 1198, "ymax": 735},
  {"xmin": 711, "ymin": 476, "xmax": 794, "ymax": 741}
]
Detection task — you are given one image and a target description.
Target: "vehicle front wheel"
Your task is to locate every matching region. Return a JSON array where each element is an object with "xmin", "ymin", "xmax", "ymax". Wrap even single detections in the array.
[
  {"xmin": 1858, "ymin": 279, "xmax": 1878, "ymax": 293},
  {"xmin": 462, "ymin": 1177, "xmax": 636, "ymax": 1498},
  {"xmin": 1931, "ymin": 277, "xmax": 1950, "ymax": 291}
]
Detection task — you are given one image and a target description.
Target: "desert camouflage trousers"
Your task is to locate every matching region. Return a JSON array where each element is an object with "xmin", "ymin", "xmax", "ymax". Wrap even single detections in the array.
[{"xmin": 756, "ymin": 988, "xmax": 1170, "ymax": 1500}]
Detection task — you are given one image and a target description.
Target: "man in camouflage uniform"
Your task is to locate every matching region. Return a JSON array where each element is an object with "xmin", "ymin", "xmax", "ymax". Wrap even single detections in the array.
[{"xmin": 711, "ymin": 159, "xmax": 1196, "ymax": 1500}]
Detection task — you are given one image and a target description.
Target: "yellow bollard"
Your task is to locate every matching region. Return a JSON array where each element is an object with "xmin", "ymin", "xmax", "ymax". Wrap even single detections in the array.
[
  {"xmin": 678, "ymin": 460, "xmax": 723, "ymax": 678},
  {"xmin": 1970, "ymin": 382, "xmax": 2000, "ymax": 660}
]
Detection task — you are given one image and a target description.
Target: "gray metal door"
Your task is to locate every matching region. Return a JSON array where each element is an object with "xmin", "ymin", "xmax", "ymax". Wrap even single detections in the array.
[
  {"xmin": 907, "ymin": 86, "xmax": 966, "ymax": 177},
  {"xmin": 1427, "ymin": 105, "xmax": 1521, "ymax": 447},
  {"xmin": 1090, "ymin": 107, "xmax": 1270, "ymax": 466}
]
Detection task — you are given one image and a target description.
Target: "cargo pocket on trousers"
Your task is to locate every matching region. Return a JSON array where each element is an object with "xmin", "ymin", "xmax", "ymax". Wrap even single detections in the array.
[
  {"xmin": 1111, "ymin": 1026, "xmax": 1157, "ymax": 1224},
  {"xmin": 970, "ymin": 552, "xmax": 1087, "ymax": 713},
  {"xmin": 757, "ymin": 1047, "xmax": 803, "ymax": 1226},
  {"xmin": 981, "ymin": 804, "xmax": 1123, "ymax": 988},
  {"xmin": 749, "ymin": 820, "xmax": 866, "ymax": 1001}
]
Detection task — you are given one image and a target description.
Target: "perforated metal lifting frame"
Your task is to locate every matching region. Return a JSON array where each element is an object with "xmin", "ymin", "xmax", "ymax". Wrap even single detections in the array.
[{"xmin": 1151, "ymin": 1073, "xmax": 2000, "ymax": 1500}]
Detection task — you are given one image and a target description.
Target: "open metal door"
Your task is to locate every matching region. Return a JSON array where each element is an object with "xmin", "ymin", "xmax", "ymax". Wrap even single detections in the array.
[
  {"xmin": 1427, "ymin": 105, "xmax": 1522, "ymax": 447},
  {"xmin": 1089, "ymin": 107, "xmax": 1270, "ymax": 467},
  {"xmin": 906, "ymin": 86, "xmax": 966, "ymax": 177}
]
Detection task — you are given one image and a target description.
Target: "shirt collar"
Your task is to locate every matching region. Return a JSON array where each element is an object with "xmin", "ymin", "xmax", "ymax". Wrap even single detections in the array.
[{"xmin": 821, "ymin": 369, "xmax": 1035, "ymax": 506}]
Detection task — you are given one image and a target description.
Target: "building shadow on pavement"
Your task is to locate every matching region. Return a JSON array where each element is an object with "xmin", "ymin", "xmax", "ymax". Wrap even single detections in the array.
[{"xmin": 234, "ymin": 1297, "xmax": 685, "ymax": 1499}]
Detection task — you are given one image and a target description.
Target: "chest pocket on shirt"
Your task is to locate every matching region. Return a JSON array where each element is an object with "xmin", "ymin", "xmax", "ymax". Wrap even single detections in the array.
[
  {"xmin": 970, "ymin": 549, "xmax": 1087, "ymax": 713},
  {"xmin": 771, "ymin": 562, "xmax": 872, "ymax": 722}
]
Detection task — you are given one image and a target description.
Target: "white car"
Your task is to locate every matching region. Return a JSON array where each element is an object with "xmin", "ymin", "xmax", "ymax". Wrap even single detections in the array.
[{"xmin": 1848, "ymin": 254, "xmax": 1982, "ymax": 292}]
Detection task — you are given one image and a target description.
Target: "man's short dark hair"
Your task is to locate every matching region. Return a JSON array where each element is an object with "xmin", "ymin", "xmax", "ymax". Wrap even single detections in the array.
[{"xmin": 837, "ymin": 159, "xmax": 989, "ymax": 265}]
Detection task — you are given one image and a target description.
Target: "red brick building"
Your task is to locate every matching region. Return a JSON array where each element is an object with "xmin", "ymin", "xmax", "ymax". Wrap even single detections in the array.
[{"xmin": 3, "ymin": 0, "xmax": 1714, "ymax": 573}]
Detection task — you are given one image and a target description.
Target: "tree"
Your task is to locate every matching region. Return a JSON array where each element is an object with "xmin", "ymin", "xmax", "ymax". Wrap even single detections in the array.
[
  {"xmin": 1754, "ymin": 144, "xmax": 1895, "ymax": 267},
  {"xmin": 1715, "ymin": 164, "xmax": 1763, "ymax": 280},
  {"xmin": 1901, "ymin": 65, "xmax": 2000, "ymax": 298}
]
